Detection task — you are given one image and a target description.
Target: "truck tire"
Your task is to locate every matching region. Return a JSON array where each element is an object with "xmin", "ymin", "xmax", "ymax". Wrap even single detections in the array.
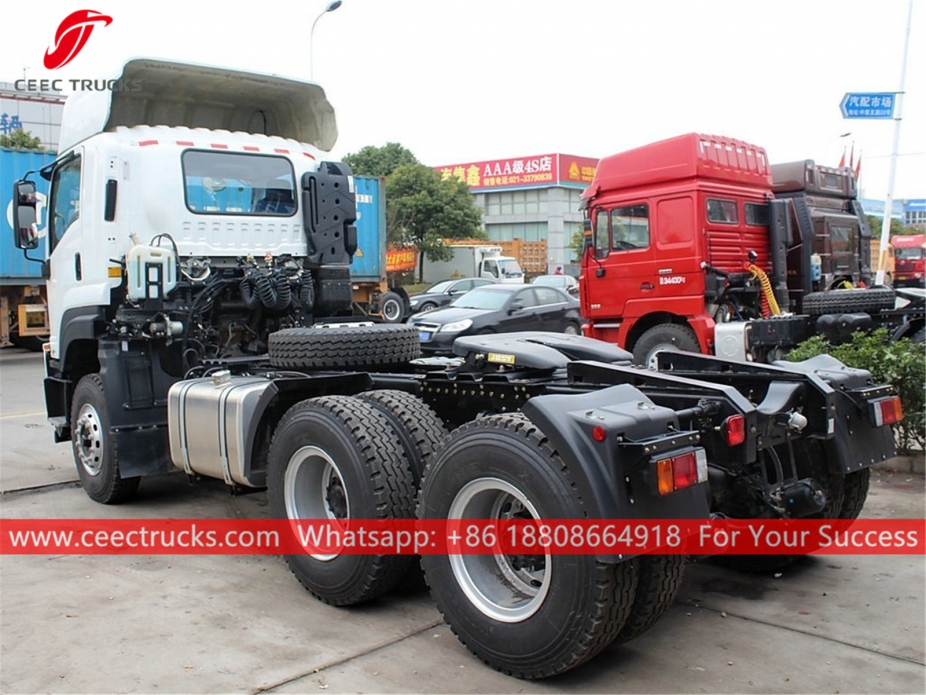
[
  {"xmin": 267, "ymin": 396, "xmax": 416, "ymax": 605},
  {"xmin": 380, "ymin": 291, "xmax": 405, "ymax": 323},
  {"xmin": 615, "ymin": 555, "xmax": 686, "ymax": 644},
  {"xmin": 802, "ymin": 287, "xmax": 895, "ymax": 316},
  {"xmin": 632, "ymin": 324, "xmax": 700, "ymax": 368},
  {"xmin": 418, "ymin": 413, "xmax": 638, "ymax": 679},
  {"xmin": 717, "ymin": 443, "xmax": 870, "ymax": 574},
  {"xmin": 356, "ymin": 390, "xmax": 449, "ymax": 483},
  {"xmin": 268, "ymin": 325, "xmax": 420, "ymax": 369},
  {"xmin": 70, "ymin": 374, "xmax": 140, "ymax": 504},
  {"xmin": 911, "ymin": 327, "xmax": 926, "ymax": 344},
  {"xmin": 838, "ymin": 468, "xmax": 870, "ymax": 520}
]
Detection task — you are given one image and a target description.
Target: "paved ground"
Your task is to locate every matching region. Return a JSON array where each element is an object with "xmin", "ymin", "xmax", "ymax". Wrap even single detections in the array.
[{"xmin": 1, "ymin": 347, "xmax": 924, "ymax": 694}]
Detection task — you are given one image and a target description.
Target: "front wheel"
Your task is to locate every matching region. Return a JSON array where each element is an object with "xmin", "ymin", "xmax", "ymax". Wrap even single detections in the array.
[
  {"xmin": 71, "ymin": 374, "xmax": 140, "ymax": 504},
  {"xmin": 418, "ymin": 414, "xmax": 637, "ymax": 678},
  {"xmin": 632, "ymin": 324, "xmax": 700, "ymax": 368}
]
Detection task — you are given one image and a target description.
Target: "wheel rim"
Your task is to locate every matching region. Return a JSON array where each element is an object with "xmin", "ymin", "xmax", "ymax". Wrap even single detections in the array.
[
  {"xmin": 382, "ymin": 299, "xmax": 402, "ymax": 322},
  {"xmin": 284, "ymin": 446, "xmax": 350, "ymax": 561},
  {"xmin": 75, "ymin": 403, "xmax": 104, "ymax": 477},
  {"xmin": 447, "ymin": 477, "xmax": 551, "ymax": 623},
  {"xmin": 646, "ymin": 344, "xmax": 680, "ymax": 370},
  {"xmin": 564, "ymin": 323, "xmax": 580, "ymax": 335},
  {"xmin": 420, "ymin": 303, "xmax": 436, "ymax": 313}
]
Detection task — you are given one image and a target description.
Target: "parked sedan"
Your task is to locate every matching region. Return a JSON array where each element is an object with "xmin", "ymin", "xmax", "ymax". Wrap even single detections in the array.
[
  {"xmin": 408, "ymin": 284, "xmax": 582, "ymax": 354},
  {"xmin": 408, "ymin": 278, "xmax": 496, "ymax": 314},
  {"xmin": 532, "ymin": 274, "xmax": 579, "ymax": 296}
]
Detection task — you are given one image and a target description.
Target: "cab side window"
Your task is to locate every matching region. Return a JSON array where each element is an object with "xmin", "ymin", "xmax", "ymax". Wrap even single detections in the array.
[
  {"xmin": 593, "ymin": 208, "xmax": 609, "ymax": 258},
  {"xmin": 611, "ymin": 204, "xmax": 649, "ymax": 250},
  {"xmin": 49, "ymin": 155, "xmax": 82, "ymax": 247},
  {"xmin": 706, "ymin": 198, "xmax": 738, "ymax": 224}
]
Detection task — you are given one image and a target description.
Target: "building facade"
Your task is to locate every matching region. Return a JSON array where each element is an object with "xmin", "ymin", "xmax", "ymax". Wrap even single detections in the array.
[
  {"xmin": 0, "ymin": 82, "xmax": 65, "ymax": 152},
  {"xmin": 860, "ymin": 197, "xmax": 926, "ymax": 231},
  {"xmin": 436, "ymin": 153, "xmax": 598, "ymax": 274}
]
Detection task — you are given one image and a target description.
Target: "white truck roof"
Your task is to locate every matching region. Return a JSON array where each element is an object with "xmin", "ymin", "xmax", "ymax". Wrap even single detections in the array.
[{"xmin": 59, "ymin": 58, "xmax": 338, "ymax": 153}]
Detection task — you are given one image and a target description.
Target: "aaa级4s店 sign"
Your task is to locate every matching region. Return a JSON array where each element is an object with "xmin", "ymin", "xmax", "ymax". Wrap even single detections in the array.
[{"xmin": 436, "ymin": 154, "xmax": 598, "ymax": 192}]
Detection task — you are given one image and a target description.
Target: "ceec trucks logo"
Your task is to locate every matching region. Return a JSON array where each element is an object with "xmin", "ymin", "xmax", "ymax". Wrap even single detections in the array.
[{"xmin": 44, "ymin": 10, "xmax": 113, "ymax": 70}]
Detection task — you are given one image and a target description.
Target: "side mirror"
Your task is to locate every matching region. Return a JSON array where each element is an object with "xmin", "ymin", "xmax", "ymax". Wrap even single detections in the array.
[{"xmin": 12, "ymin": 180, "xmax": 39, "ymax": 250}]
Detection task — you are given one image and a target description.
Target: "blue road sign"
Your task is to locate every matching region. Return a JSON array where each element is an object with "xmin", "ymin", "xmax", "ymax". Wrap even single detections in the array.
[{"xmin": 840, "ymin": 92, "xmax": 896, "ymax": 119}]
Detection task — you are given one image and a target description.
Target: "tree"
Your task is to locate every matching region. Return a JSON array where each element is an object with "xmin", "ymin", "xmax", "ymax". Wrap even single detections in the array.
[
  {"xmin": 866, "ymin": 215, "xmax": 918, "ymax": 238},
  {"xmin": 343, "ymin": 142, "xmax": 418, "ymax": 178},
  {"xmin": 385, "ymin": 164, "xmax": 484, "ymax": 281},
  {"xmin": 569, "ymin": 227, "xmax": 585, "ymax": 262},
  {"xmin": 0, "ymin": 129, "xmax": 44, "ymax": 151}
]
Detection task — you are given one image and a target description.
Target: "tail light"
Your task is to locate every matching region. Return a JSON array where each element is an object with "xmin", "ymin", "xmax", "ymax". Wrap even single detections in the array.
[
  {"xmin": 870, "ymin": 396, "xmax": 903, "ymax": 427},
  {"xmin": 655, "ymin": 448, "xmax": 708, "ymax": 496},
  {"xmin": 722, "ymin": 414, "xmax": 746, "ymax": 446}
]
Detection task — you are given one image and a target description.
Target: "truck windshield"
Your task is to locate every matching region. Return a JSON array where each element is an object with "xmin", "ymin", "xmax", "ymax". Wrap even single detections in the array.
[
  {"xmin": 499, "ymin": 259, "xmax": 523, "ymax": 278},
  {"xmin": 182, "ymin": 150, "xmax": 296, "ymax": 216},
  {"xmin": 896, "ymin": 247, "xmax": 926, "ymax": 260}
]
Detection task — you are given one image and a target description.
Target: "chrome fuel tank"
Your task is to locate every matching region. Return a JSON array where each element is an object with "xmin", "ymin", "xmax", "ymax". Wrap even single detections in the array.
[{"xmin": 167, "ymin": 372, "xmax": 277, "ymax": 487}]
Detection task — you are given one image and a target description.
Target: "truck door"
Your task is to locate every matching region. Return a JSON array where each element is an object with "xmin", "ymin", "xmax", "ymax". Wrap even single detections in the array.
[
  {"xmin": 45, "ymin": 149, "xmax": 115, "ymax": 359},
  {"xmin": 650, "ymin": 196, "xmax": 700, "ymax": 301},
  {"xmin": 583, "ymin": 203, "xmax": 654, "ymax": 320},
  {"xmin": 482, "ymin": 258, "xmax": 500, "ymax": 281}
]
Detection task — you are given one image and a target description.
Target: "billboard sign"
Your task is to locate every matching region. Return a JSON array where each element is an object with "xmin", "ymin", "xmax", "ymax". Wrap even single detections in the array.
[{"xmin": 436, "ymin": 154, "xmax": 598, "ymax": 192}]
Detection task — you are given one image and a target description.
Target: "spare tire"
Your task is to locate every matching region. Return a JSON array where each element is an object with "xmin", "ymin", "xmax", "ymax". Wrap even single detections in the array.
[
  {"xmin": 268, "ymin": 325, "xmax": 421, "ymax": 369},
  {"xmin": 802, "ymin": 287, "xmax": 895, "ymax": 316}
]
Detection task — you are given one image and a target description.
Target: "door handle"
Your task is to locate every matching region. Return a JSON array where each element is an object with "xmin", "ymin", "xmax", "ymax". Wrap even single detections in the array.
[
  {"xmin": 640, "ymin": 282, "xmax": 654, "ymax": 290},
  {"xmin": 75, "ymin": 253, "xmax": 82, "ymax": 281}
]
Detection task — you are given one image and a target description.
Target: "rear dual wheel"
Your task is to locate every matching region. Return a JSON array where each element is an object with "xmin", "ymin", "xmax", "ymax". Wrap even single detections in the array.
[
  {"xmin": 267, "ymin": 395, "xmax": 417, "ymax": 605},
  {"xmin": 418, "ymin": 413, "xmax": 638, "ymax": 679}
]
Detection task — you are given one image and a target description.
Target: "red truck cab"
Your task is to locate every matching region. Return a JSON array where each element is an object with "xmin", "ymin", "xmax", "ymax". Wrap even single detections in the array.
[
  {"xmin": 581, "ymin": 134, "xmax": 776, "ymax": 363},
  {"xmin": 892, "ymin": 234, "xmax": 926, "ymax": 287}
]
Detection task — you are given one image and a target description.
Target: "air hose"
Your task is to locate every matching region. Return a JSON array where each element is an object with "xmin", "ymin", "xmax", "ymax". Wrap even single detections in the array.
[{"xmin": 744, "ymin": 262, "xmax": 781, "ymax": 317}]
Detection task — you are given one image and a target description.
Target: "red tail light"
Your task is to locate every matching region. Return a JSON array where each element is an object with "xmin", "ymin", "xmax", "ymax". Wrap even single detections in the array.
[
  {"xmin": 723, "ymin": 414, "xmax": 746, "ymax": 446},
  {"xmin": 871, "ymin": 396, "xmax": 903, "ymax": 427},
  {"xmin": 655, "ymin": 448, "xmax": 708, "ymax": 496}
]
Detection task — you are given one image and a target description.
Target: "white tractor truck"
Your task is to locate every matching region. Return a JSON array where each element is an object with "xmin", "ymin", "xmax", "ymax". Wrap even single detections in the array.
[{"xmin": 11, "ymin": 59, "xmax": 900, "ymax": 679}]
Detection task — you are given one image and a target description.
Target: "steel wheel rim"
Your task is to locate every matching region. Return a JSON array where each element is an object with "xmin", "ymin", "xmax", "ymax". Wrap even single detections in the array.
[
  {"xmin": 564, "ymin": 323, "xmax": 580, "ymax": 335},
  {"xmin": 382, "ymin": 298, "xmax": 402, "ymax": 322},
  {"xmin": 646, "ymin": 344, "xmax": 680, "ymax": 370},
  {"xmin": 75, "ymin": 403, "xmax": 104, "ymax": 477},
  {"xmin": 447, "ymin": 477, "xmax": 551, "ymax": 623},
  {"xmin": 284, "ymin": 445, "xmax": 350, "ymax": 561}
]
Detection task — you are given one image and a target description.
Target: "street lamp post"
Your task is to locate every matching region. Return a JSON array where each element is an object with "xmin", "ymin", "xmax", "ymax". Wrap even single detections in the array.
[{"xmin": 310, "ymin": 0, "xmax": 343, "ymax": 80}]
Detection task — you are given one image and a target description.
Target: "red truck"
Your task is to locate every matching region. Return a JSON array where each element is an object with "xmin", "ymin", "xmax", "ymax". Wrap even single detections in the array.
[
  {"xmin": 580, "ymin": 133, "xmax": 925, "ymax": 363},
  {"xmin": 892, "ymin": 234, "xmax": 926, "ymax": 287}
]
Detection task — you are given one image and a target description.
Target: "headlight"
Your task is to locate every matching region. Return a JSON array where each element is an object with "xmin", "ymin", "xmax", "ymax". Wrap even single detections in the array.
[
  {"xmin": 409, "ymin": 298, "xmax": 420, "ymax": 307},
  {"xmin": 438, "ymin": 319, "xmax": 472, "ymax": 333}
]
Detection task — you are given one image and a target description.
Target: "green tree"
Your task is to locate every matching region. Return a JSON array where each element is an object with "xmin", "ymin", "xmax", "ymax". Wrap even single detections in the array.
[
  {"xmin": 0, "ymin": 129, "xmax": 44, "ymax": 151},
  {"xmin": 569, "ymin": 227, "xmax": 585, "ymax": 262},
  {"xmin": 385, "ymin": 164, "xmax": 484, "ymax": 281},
  {"xmin": 343, "ymin": 142, "xmax": 418, "ymax": 178},
  {"xmin": 866, "ymin": 215, "xmax": 917, "ymax": 238}
]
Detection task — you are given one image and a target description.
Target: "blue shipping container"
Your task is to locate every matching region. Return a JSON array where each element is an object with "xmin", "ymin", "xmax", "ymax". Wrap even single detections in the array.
[
  {"xmin": 350, "ymin": 176, "xmax": 386, "ymax": 282},
  {"xmin": 0, "ymin": 148, "xmax": 56, "ymax": 285}
]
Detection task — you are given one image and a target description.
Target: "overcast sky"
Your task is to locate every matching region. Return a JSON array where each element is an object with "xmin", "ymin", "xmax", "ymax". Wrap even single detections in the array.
[{"xmin": 3, "ymin": 0, "xmax": 924, "ymax": 199}]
